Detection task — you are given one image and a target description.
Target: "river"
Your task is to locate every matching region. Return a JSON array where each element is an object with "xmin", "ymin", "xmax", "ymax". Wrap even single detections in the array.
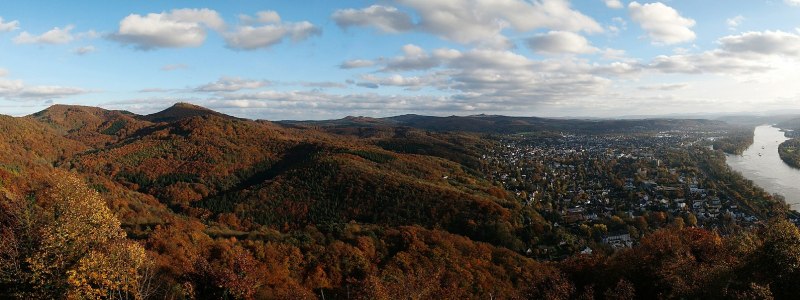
[{"xmin": 725, "ymin": 125, "xmax": 800, "ymax": 207}]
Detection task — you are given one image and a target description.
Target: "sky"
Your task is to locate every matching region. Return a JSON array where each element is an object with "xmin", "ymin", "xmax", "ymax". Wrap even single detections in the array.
[{"xmin": 1, "ymin": 0, "xmax": 800, "ymax": 120}]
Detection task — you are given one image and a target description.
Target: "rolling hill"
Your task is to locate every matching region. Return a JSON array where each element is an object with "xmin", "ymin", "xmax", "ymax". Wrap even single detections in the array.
[{"xmin": 29, "ymin": 104, "xmax": 152, "ymax": 147}]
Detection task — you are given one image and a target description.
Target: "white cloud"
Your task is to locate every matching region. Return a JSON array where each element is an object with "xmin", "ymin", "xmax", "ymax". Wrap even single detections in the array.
[
  {"xmin": 0, "ymin": 17, "xmax": 20, "ymax": 32},
  {"xmin": 168, "ymin": 8, "xmax": 225, "ymax": 31},
  {"xmin": 360, "ymin": 74, "xmax": 443, "ymax": 89},
  {"xmin": 16, "ymin": 86, "xmax": 86, "ymax": 99},
  {"xmin": 207, "ymin": 90, "xmax": 478, "ymax": 118},
  {"xmin": 591, "ymin": 61, "xmax": 642, "ymax": 76},
  {"xmin": 381, "ymin": 44, "xmax": 443, "ymax": 71},
  {"xmin": 337, "ymin": 0, "xmax": 602, "ymax": 48},
  {"xmin": 637, "ymin": 83, "xmax": 688, "ymax": 91},
  {"xmin": 344, "ymin": 45, "xmax": 632, "ymax": 110},
  {"xmin": 73, "ymin": 45, "xmax": 96, "ymax": 55},
  {"xmin": 647, "ymin": 31, "xmax": 800, "ymax": 75},
  {"xmin": 718, "ymin": 30, "xmax": 800, "ymax": 56},
  {"xmin": 0, "ymin": 69, "xmax": 7, "ymax": 77},
  {"xmin": 604, "ymin": 0, "xmax": 624, "ymax": 9},
  {"xmin": 223, "ymin": 21, "xmax": 320, "ymax": 50},
  {"xmin": 110, "ymin": 8, "xmax": 224, "ymax": 50},
  {"xmin": 14, "ymin": 25, "xmax": 75, "ymax": 44},
  {"xmin": 332, "ymin": 5, "xmax": 414, "ymax": 33},
  {"xmin": 223, "ymin": 11, "xmax": 320, "ymax": 50},
  {"xmin": 110, "ymin": 9, "xmax": 319, "ymax": 51},
  {"xmin": 118, "ymin": 45, "xmax": 654, "ymax": 119},
  {"xmin": 527, "ymin": 31, "xmax": 598, "ymax": 54},
  {"xmin": 601, "ymin": 48, "xmax": 628, "ymax": 60},
  {"xmin": 194, "ymin": 77, "xmax": 270, "ymax": 92},
  {"xmin": 646, "ymin": 30, "xmax": 800, "ymax": 85},
  {"xmin": 628, "ymin": 2, "xmax": 696, "ymax": 45},
  {"xmin": 0, "ymin": 78, "xmax": 23, "ymax": 94},
  {"xmin": 726, "ymin": 15, "xmax": 744, "ymax": 31},
  {"xmin": 0, "ymin": 74, "xmax": 88, "ymax": 101},
  {"xmin": 340, "ymin": 59, "xmax": 375, "ymax": 69},
  {"xmin": 786, "ymin": 0, "xmax": 800, "ymax": 6},
  {"xmin": 647, "ymin": 51, "xmax": 771, "ymax": 74}
]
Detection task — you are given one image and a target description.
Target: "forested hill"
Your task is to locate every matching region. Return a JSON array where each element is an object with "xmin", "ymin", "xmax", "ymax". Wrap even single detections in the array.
[
  {"xmin": 141, "ymin": 102, "xmax": 239, "ymax": 123},
  {"xmin": 0, "ymin": 103, "xmax": 797, "ymax": 299}
]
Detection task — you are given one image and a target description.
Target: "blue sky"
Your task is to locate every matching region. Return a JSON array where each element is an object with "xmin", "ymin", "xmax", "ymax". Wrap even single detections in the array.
[{"xmin": 1, "ymin": 0, "xmax": 800, "ymax": 119}]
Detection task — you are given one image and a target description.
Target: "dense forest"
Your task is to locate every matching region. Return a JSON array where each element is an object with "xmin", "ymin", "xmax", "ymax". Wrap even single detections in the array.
[
  {"xmin": 0, "ymin": 103, "xmax": 798, "ymax": 299},
  {"xmin": 712, "ymin": 126, "xmax": 755, "ymax": 155}
]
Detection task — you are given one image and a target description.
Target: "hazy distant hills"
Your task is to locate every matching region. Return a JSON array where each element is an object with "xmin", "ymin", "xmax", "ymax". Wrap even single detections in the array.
[
  {"xmin": 778, "ymin": 117, "xmax": 800, "ymax": 132},
  {"xmin": 717, "ymin": 115, "xmax": 800, "ymax": 127},
  {"xmin": 284, "ymin": 113, "xmax": 730, "ymax": 134}
]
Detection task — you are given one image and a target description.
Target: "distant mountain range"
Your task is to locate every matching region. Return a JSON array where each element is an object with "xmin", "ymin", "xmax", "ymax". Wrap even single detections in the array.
[{"xmin": 281, "ymin": 112, "xmax": 731, "ymax": 134}]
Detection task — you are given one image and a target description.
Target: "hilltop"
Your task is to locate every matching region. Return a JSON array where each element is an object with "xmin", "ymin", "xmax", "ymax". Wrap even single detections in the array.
[
  {"xmin": 141, "ymin": 102, "xmax": 237, "ymax": 123},
  {"xmin": 30, "ymin": 104, "xmax": 151, "ymax": 147}
]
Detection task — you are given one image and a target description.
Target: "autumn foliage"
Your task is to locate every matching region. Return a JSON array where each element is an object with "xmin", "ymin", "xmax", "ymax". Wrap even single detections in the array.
[
  {"xmin": 0, "ymin": 172, "xmax": 150, "ymax": 298},
  {"xmin": 1, "ymin": 104, "xmax": 800, "ymax": 299}
]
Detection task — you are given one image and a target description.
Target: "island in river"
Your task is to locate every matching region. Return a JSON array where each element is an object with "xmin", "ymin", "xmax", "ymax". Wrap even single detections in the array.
[{"xmin": 779, "ymin": 138, "xmax": 800, "ymax": 169}]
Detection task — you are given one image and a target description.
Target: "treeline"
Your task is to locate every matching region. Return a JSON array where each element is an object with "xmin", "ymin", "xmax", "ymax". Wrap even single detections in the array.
[
  {"xmin": 713, "ymin": 126, "xmax": 755, "ymax": 155},
  {"xmin": 559, "ymin": 219, "xmax": 800, "ymax": 299}
]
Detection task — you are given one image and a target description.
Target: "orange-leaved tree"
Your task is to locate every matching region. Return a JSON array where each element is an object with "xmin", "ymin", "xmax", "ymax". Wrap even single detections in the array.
[{"xmin": 0, "ymin": 172, "xmax": 154, "ymax": 299}]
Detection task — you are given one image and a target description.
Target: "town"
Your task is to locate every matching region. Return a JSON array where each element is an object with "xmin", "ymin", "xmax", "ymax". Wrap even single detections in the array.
[{"xmin": 481, "ymin": 129, "xmax": 780, "ymax": 259}]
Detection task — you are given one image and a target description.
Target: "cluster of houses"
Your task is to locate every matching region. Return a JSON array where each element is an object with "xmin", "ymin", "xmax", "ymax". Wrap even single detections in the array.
[{"xmin": 484, "ymin": 130, "xmax": 763, "ymax": 254}]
